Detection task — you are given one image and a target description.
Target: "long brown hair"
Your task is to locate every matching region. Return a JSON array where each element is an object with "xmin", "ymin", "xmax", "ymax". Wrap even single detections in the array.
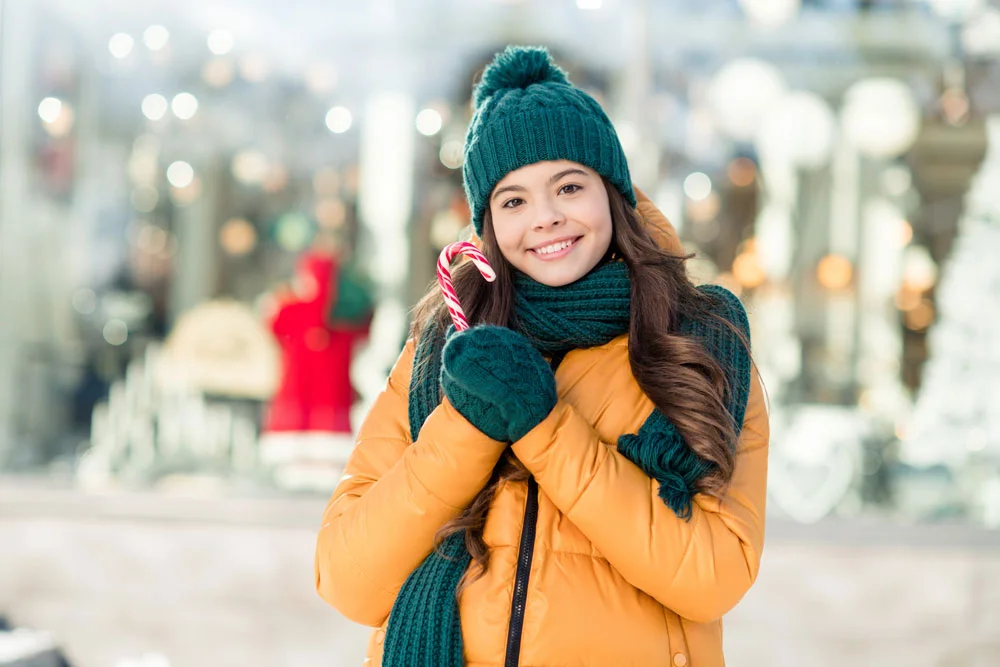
[{"xmin": 410, "ymin": 180, "xmax": 746, "ymax": 594}]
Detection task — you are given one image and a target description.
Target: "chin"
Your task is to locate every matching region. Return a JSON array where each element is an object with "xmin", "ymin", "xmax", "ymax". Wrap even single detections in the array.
[{"xmin": 529, "ymin": 266, "xmax": 587, "ymax": 287}]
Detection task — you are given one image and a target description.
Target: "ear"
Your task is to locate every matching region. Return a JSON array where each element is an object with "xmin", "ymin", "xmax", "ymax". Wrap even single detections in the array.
[{"xmin": 634, "ymin": 187, "xmax": 684, "ymax": 257}]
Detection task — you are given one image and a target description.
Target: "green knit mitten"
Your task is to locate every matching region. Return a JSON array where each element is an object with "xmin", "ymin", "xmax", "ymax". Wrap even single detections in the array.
[{"xmin": 440, "ymin": 325, "xmax": 557, "ymax": 442}]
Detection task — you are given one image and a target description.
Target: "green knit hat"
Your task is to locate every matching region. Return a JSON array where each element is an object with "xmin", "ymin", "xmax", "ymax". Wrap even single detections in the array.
[{"xmin": 463, "ymin": 45, "xmax": 636, "ymax": 236}]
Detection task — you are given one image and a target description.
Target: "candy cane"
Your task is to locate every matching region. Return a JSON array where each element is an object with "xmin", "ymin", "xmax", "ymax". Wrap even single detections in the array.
[{"xmin": 437, "ymin": 241, "xmax": 496, "ymax": 331}]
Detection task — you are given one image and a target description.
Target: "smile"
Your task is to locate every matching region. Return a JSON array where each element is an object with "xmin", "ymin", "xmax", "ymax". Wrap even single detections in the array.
[{"xmin": 530, "ymin": 237, "xmax": 581, "ymax": 259}]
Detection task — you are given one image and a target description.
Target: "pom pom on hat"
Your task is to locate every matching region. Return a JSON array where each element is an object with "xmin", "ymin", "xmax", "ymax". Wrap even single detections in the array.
[{"xmin": 473, "ymin": 46, "xmax": 570, "ymax": 108}]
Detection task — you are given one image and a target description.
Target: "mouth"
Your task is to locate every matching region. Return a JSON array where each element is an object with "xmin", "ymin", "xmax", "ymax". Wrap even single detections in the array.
[{"xmin": 529, "ymin": 236, "xmax": 582, "ymax": 260}]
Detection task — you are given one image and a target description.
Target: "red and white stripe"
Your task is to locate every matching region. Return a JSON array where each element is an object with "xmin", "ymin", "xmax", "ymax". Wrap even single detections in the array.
[{"xmin": 436, "ymin": 241, "xmax": 496, "ymax": 331}]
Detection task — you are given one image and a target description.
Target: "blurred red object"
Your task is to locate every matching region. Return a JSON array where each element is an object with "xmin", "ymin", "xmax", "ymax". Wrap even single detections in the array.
[{"xmin": 262, "ymin": 250, "xmax": 370, "ymax": 434}]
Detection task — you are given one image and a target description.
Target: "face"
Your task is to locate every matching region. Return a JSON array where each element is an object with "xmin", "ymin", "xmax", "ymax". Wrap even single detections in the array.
[{"xmin": 488, "ymin": 160, "xmax": 613, "ymax": 287}]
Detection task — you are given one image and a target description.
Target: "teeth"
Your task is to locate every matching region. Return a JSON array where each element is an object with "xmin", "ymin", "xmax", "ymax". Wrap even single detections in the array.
[{"xmin": 535, "ymin": 239, "xmax": 575, "ymax": 255}]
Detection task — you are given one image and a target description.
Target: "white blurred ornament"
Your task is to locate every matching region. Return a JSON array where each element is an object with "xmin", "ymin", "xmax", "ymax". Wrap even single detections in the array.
[
  {"xmin": 707, "ymin": 58, "xmax": 787, "ymax": 142},
  {"xmin": 755, "ymin": 90, "xmax": 836, "ymax": 168},
  {"xmin": 737, "ymin": 0, "xmax": 800, "ymax": 27},
  {"xmin": 841, "ymin": 78, "xmax": 920, "ymax": 159}
]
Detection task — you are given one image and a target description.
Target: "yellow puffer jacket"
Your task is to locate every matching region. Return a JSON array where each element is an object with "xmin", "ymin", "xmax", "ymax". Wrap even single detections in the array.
[{"xmin": 315, "ymin": 197, "xmax": 770, "ymax": 667}]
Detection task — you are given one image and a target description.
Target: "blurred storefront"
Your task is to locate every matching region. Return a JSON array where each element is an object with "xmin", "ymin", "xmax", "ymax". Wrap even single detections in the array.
[{"xmin": 1, "ymin": 0, "xmax": 999, "ymax": 526}]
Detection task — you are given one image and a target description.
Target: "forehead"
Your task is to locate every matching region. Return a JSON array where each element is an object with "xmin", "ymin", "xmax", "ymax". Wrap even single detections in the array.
[{"xmin": 494, "ymin": 160, "xmax": 596, "ymax": 187}]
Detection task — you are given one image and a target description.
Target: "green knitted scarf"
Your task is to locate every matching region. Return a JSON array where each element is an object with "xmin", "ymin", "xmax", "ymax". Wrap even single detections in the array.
[{"xmin": 383, "ymin": 261, "xmax": 752, "ymax": 666}]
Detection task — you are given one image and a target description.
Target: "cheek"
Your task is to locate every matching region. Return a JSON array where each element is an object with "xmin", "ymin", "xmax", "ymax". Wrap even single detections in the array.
[
  {"xmin": 491, "ymin": 218, "xmax": 521, "ymax": 256},
  {"xmin": 591, "ymin": 209, "xmax": 613, "ymax": 248},
  {"xmin": 577, "ymin": 190, "xmax": 612, "ymax": 235}
]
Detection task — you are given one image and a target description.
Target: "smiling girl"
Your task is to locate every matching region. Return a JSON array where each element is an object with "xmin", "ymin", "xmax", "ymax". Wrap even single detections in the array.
[{"xmin": 315, "ymin": 46, "xmax": 769, "ymax": 667}]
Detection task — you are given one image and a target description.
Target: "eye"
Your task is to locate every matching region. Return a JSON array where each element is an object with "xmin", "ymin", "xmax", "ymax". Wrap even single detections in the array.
[
  {"xmin": 502, "ymin": 197, "xmax": 525, "ymax": 209},
  {"xmin": 559, "ymin": 183, "xmax": 582, "ymax": 195}
]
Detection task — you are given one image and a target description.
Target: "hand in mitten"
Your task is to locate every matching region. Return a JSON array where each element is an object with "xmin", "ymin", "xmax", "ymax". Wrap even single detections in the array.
[{"xmin": 440, "ymin": 325, "xmax": 557, "ymax": 442}]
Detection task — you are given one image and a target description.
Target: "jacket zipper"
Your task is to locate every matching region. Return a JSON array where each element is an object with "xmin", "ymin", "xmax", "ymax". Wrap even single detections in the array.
[
  {"xmin": 503, "ymin": 353, "xmax": 560, "ymax": 666},
  {"xmin": 503, "ymin": 475, "xmax": 539, "ymax": 667}
]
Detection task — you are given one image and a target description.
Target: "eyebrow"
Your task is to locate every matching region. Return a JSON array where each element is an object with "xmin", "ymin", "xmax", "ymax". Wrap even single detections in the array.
[{"xmin": 490, "ymin": 168, "xmax": 590, "ymax": 202}]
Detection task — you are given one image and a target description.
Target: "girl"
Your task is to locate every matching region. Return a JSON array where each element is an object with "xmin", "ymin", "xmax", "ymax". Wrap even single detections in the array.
[{"xmin": 315, "ymin": 46, "xmax": 769, "ymax": 667}]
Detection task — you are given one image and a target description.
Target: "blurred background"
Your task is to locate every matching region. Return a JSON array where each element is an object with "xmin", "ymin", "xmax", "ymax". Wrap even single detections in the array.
[{"xmin": 1, "ymin": 0, "xmax": 999, "ymax": 665}]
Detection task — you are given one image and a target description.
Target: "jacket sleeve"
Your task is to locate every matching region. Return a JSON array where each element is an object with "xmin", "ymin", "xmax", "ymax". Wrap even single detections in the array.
[
  {"xmin": 314, "ymin": 339, "xmax": 507, "ymax": 626},
  {"xmin": 511, "ymin": 366, "xmax": 769, "ymax": 623}
]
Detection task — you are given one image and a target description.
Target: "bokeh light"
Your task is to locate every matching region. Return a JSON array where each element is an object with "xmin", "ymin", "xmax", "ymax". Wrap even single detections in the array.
[
  {"xmin": 415, "ymin": 108, "xmax": 443, "ymax": 136},
  {"xmin": 816, "ymin": 254, "xmax": 853, "ymax": 290},
  {"xmin": 143, "ymin": 25, "xmax": 170, "ymax": 51},
  {"xmin": 103, "ymin": 319, "xmax": 129, "ymax": 346},
  {"xmin": 166, "ymin": 161, "xmax": 194, "ymax": 188},
  {"xmin": 683, "ymin": 172, "xmax": 713, "ymax": 201},
  {"xmin": 207, "ymin": 29, "xmax": 235, "ymax": 55},
  {"xmin": 219, "ymin": 218, "xmax": 258, "ymax": 256},
  {"xmin": 108, "ymin": 33, "xmax": 134, "ymax": 59},
  {"xmin": 325, "ymin": 106, "xmax": 352, "ymax": 133},
  {"xmin": 171, "ymin": 93, "xmax": 199, "ymax": 120},
  {"xmin": 842, "ymin": 78, "xmax": 920, "ymax": 159},
  {"xmin": 142, "ymin": 94, "xmax": 168, "ymax": 121},
  {"xmin": 439, "ymin": 140, "xmax": 464, "ymax": 169}
]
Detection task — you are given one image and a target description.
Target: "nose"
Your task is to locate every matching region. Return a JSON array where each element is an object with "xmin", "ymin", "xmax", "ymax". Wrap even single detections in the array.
[{"xmin": 532, "ymin": 199, "xmax": 566, "ymax": 231}]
